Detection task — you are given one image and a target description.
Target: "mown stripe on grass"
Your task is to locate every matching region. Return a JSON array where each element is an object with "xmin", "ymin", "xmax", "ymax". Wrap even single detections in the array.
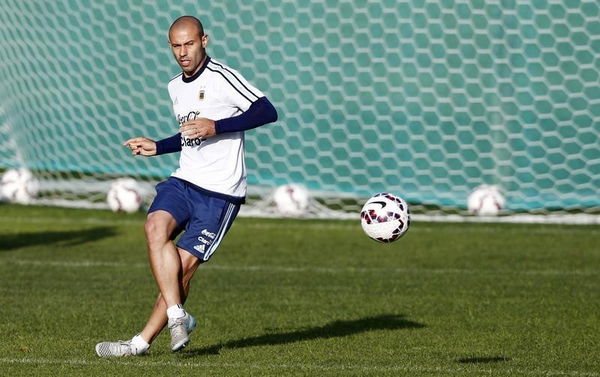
[
  {"xmin": 0, "ymin": 357, "xmax": 597, "ymax": 376},
  {"xmin": 1, "ymin": 215, "xmax": 598, "ymax": 234},
  {"xmin": 1, "ymin": 259, "xmax": 598, "ymax": 277}
]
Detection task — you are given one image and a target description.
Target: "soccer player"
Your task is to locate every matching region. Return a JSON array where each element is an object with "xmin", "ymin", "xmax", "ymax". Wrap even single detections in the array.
[{"xmin": 95, "ymin": 15, "xmax": 278, "ymax": 357}]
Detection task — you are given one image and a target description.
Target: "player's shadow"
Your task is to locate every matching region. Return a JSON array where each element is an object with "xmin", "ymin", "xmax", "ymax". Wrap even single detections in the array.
[
  {"xmin": 0, "ymin": 227, "xmax": 118, "ymax": 251},
  {"xmin": 184, "ymin": 313, "xmax": 425, "ymax": 356}
]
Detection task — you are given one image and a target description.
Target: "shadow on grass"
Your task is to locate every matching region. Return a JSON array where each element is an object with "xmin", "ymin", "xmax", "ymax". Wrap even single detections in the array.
[
  {"xmin": 184, "ymin": 313, "xmax": 425, "ymax": 356},
  {"xmin": 457, "ymin": 356, "xmax": 510, "ymax": 364},
  {"xmin": 0, "ymin": 227, "xmax": 118, "ymax": 251}
]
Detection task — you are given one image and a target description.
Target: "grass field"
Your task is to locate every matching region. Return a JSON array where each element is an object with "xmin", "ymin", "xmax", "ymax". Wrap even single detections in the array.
[{"xmin": 0, "ymin": 203, "xmax": 599, "ymax": 376}]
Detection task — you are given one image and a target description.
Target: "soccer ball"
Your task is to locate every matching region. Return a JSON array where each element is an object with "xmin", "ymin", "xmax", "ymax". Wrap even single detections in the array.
[
  {"xmin": 273, "ymin": 184, "xmax": 309, "ymax": 216},
  {"xmin": 467, "ymin": 184, "xmax": 505, "ymax": 216},
  {"xmin": 360, "ymin": 193, "xmax": 410, "ymax": 243},
  {"xmin": 0, "ymin": 168, "xmax": 39, "ymax": 204},
  {"xmin": 107, "ymin": 178, "xmax": 142, "ymax": 213}
]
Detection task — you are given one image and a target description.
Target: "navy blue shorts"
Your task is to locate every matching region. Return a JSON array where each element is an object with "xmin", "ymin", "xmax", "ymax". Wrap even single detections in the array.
[{"xmin": 148, "ymin": 177, "xmax": 241, "ymax": 262}]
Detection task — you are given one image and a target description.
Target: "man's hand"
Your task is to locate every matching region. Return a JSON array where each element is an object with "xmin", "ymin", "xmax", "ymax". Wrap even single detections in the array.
[
  {"xmin": 123, "ymin": 137, "xmax": 157, "ymax": 156},
  {"xmin": 179, "ymin": 118, "xmax": 216, "ymax": 139}
]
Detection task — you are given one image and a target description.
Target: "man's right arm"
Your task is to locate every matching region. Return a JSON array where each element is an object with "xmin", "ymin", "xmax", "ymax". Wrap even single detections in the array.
[
  {"xmin": 123, "ymin": 137, "xmax": 158, "ymax": 156},
  {"xmin": 123, "ymin": 134, "xmax": 182, "ymax": 157},
  {"xmin": 155, "ymin": 133, "xmax": 182, "ymax": 155}
]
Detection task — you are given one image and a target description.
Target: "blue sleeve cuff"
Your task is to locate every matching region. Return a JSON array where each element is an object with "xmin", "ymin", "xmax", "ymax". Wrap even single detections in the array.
[
  {"xmin": 155, "ymin": 133, "xmax": 182, "ymax": 155},
  {"xmin": 215, "ymin": 96, "xmax": 278, "ymax": 134}
]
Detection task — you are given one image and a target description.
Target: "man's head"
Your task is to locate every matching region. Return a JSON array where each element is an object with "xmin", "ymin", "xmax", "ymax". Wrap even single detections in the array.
[{"xmin": 168, "ymin": 16, "xmax": 209, "ymax": 77}]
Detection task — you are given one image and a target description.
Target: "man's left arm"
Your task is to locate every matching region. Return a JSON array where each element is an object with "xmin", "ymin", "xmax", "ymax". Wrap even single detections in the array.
[
  {"xmin": 215, "ymin": 96, "xmax": 278, "ymax": 133},
  {"xmin": 180, "ymin": 96, "xmax": 278, "ymax": 139}
]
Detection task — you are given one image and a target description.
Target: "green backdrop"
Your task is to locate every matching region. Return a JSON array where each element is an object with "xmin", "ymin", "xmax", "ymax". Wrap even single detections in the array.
[{"xmin": 0, "ymin": 0, "xmax": 598, "ymax": 211}]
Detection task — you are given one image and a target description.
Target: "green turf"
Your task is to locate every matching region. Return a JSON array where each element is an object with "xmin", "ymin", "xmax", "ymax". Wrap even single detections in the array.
[{"xmin": 0, "ymin": 203, "xmax": 599, "ymax": 376}]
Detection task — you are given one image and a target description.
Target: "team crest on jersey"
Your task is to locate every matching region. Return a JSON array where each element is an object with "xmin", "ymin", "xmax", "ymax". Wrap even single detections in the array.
[{"xmin": 199, "ymin": 90, "xmax": 205, "ymax": 100}]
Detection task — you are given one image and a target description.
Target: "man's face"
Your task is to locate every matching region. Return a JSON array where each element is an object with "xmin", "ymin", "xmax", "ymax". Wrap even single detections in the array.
[{"xmin": 168, "ymin": 24, "xmax": 208, "ymax": 77}]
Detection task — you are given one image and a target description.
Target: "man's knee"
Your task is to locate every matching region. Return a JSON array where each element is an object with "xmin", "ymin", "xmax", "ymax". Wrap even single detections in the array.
[{"xmin": 145, "ymin": 211, "xmax": 177, "ymax": 247}]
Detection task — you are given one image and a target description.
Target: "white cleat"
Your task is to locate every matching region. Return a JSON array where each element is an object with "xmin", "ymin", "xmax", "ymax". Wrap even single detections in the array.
[
  {"xmin": 186, "ymin": 313, "xmax": 197, "ymax": 334},
  {"xmin": 95, "ymin": 340, "xmax": 144, "ymax": 357},
  {"xmin": 169, "ymin": 312, "xmax": 196, "ymax": 352}
]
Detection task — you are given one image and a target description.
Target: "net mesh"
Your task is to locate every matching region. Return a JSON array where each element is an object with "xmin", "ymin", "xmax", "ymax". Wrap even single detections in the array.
[{"xmin": 0, "ymin": 0, "xmax": 598, "ymax": 221}]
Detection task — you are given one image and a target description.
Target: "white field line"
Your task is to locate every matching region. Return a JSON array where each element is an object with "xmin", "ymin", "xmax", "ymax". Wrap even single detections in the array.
[
  {"xmin": 0, "ymin": 215, "xmax": 598, "ymax": 235},
  {"xmin": 0, "ymin": 357, "xmax": 598, "ymax": 376},
  {"xmin": 1, "ymin": 259, "xmax": 598, "ymax": 277}
]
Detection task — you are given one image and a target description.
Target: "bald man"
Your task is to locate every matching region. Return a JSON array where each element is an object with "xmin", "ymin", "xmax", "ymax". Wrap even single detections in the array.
[{"xmin": 95, "ymin": 16, "xmax": 278, "ymax": 357}]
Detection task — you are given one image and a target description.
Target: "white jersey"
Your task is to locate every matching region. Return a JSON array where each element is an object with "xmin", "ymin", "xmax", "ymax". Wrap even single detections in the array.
[{"xmin": 167, "ymin": 57, "xmax": 264, "ymax": 199}]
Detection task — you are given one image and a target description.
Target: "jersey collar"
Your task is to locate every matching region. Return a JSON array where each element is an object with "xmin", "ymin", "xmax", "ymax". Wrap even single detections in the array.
[{"xmin": 182, "ymin": 56, "xmax": 211, "ymax": 83}]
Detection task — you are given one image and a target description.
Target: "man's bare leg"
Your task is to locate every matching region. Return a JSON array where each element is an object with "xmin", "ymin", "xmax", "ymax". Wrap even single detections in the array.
[
  {"xmin": 144, "ymin": 210, "xmax": 182, "ymax": 308},
  {"xmin": 140, "ymin": 248, "xmax": 201, "ymax": 344}
]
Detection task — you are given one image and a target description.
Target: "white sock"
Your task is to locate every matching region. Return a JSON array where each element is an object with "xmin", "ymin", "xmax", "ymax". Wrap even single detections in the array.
[
  {"xmin": 167, "ymin": 304, "xmax": 186, "ymax": 320},
  {"xmin": 131, "ymin": 334, "xmax": 150, "ymax": 355}
]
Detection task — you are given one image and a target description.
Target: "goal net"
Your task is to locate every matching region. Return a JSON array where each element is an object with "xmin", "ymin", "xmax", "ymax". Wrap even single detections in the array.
[{"xmin": 0, "ymin": 1, "xmax": 598, "ymax": 223}]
